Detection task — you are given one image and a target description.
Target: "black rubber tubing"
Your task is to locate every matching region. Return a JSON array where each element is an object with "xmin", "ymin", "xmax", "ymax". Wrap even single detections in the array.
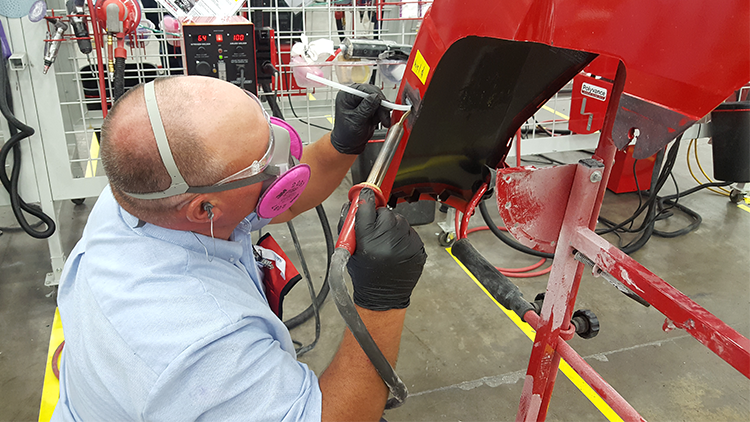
[
  {"xmin": 0, "ymin": 49, "xmax": 56, "ymax": 238},
  {"xmin": 113, "ymin": 56, "xmax": 126, "ymax": 102},
  {"xmin": 284, "ymin": 205, "xmax": 333, "ymax": 330},
  {"xmin": 328, "ymin": 247, "xmax": 408, "ymax": 409},
  {"xmin": 478, "ymin": 200, "xmax": 555, "ymax": 259},
  {"xmin": 451, "ymin": 238, "xmax": 535, "ymax": 320}
]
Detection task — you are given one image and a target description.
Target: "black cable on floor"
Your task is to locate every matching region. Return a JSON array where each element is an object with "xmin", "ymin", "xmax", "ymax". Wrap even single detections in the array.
[
  {"xmin": 478, "ymin": 200, "xmax": 554, "ymax": 259},
  {"xmin": 0, "ymin": 44, "xmax": 56, "ymax": 239},
  {"xmin": 596, "ymin": 136, "xmax": 733, "ymax": 254}
]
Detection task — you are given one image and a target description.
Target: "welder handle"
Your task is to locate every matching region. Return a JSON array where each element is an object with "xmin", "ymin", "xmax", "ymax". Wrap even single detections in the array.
[
  {"xmin": 452, "ymin": 238, "xmax": 535, "ymax": 320},
  {"xmin": 335, "ymin": 183, "xmax": 387, "ymax": 254},
  {"xmin": 328, "ymin": 247, "xmax": 409, "ymax": 409}
]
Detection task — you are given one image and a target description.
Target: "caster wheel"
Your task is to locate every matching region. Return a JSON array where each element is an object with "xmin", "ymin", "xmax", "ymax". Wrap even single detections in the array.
[
  {"xmin": 72, "ymin": 198, "xmax": 85, "ymax": 205},
  {"xmin": 729, "ymin": 189, "xmax": 744, "ymax": 204},
  {"xmin": 572, "ymin": 309, "xmax": 600, "ymax": 339},
  {"xmin": 438, "ymin": 231, "xmax": 456, "ymax": 247}
]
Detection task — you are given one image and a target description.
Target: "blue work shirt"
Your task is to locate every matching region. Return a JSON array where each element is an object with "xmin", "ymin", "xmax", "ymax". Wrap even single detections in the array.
[{"xmin": 52, "ymin": 187, "xmax": 322, "ymax": 421}]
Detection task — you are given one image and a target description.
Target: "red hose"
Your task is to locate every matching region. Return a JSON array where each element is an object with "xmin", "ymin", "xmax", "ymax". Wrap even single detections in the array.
[
  {"xmin": 458, "ymin": 183, "xmax": 488, "ymax": 239},
  {"xmin": 501, "ymin": 257, "xmax": 545, "ymax": 273},
  {"xmin": 458, "ymin": 184, "xmax": 552, "ymax": 278},
  {"xmin": 465, "ymin": 227, "xmax": 545, "ymax": 274},
  {"xmin": 501, "ymin": 266, "xmax": 552, "ymax": 278},
  {"xmin": 87, "ymin": 0, "xmax": 109, "ymax": 117},
  {"xmin": 52, "ymin": 340, "xmax": 65, "ymax": 380}
]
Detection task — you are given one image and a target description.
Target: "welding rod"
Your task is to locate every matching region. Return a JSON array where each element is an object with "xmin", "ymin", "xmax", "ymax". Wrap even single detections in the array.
[{"xmin": 304, "ymin": 73, "xmax": 411, "ymax": 111}]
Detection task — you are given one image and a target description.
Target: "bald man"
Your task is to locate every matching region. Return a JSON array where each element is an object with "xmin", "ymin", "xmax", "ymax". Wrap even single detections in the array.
[{"xmin": 53, "ymin": 76, "xmax": 427, "ymax": 421}]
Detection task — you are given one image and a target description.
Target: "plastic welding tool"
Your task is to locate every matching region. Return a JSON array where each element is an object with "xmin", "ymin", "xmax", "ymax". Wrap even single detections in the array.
[
  {"xmin": 341, "ymin": 38, "xmax": 412, "ymax": 61},
  {"xmin": 329, "ymin": 108, "xmax": 412, "ymax": 409}
]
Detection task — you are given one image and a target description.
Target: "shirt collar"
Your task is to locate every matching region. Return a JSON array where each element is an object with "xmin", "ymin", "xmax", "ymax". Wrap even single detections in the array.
[{"xmin": 119, "ymin": 206, "xmax": 244, "ymax": 263}]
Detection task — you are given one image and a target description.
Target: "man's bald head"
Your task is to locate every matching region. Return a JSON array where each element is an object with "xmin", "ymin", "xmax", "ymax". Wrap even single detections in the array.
[{"xmin": 100, "ymin": 76, "xmax": 270, "ymax": 223}]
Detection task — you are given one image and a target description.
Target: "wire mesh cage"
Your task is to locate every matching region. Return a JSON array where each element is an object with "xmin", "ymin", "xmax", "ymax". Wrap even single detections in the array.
[{"xmin": 37, "ymin": 0, "xmax": 593, "ymax": 196}]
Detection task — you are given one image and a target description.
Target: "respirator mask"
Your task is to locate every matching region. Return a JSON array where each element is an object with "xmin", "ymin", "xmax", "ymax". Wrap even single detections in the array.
[{"xmin": 123, "ymin": 80, "xmax": 310, "ymax": 220}]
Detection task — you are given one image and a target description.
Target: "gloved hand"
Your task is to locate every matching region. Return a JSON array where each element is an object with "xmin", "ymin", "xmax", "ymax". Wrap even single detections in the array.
[
  {"xmin": 330, "ymin": 84, "xmax": 392, "ymax": 155},
  {"xmin": 340, "ymin": 188, "xmax": 427, "ymax": 310}
]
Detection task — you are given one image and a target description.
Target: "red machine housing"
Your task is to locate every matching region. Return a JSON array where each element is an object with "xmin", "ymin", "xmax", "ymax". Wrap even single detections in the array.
[
  {"xmin": 374, "ymin": 1, "xmax": 750, "ymax": 421},
  {"xmin": 381, "ymin": 0, "xmax": 749, "ymax": 210}
]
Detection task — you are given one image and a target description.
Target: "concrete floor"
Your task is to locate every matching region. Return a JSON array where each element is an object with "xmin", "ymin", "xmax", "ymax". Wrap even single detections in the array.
[{"xmin": 1, "ymin": 142, "xmax": 749, "ymax": 421}]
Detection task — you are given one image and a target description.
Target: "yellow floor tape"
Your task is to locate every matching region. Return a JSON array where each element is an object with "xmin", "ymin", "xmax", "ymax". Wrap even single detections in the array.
[
  {"xmin": 738, "ymin": 197, "xmax": 750, "ymax": 214},
  {"xmin": 446, "ymin": 248, "xmax": 623, "ymax": 422},
  {"xmin": 541, "ymin": 104, "xmax": 570, "ymax": 121},
  {"xmin": 39, "ymin": 308, "xmax": 64, "ymax": 422}
]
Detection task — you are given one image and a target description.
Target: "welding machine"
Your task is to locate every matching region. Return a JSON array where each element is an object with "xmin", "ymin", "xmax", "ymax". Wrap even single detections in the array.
[{"xmin": 181, "ymin": 16, "xmax": 258, "ymax": 93}]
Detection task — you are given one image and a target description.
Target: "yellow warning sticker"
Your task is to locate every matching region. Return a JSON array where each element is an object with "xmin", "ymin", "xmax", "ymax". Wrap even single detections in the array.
[{"xmin": 411, "ymin": 50, "xmax": 430, "ymax": 85}]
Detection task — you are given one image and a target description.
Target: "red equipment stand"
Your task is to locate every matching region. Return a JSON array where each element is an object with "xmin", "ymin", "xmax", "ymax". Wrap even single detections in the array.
[{"xmin": 375, "ymin": 0, "xmax": 750, "ymax": 420}]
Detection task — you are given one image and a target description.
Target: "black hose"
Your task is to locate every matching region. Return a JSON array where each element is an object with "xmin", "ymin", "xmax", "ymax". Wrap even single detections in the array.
[
  {"xmin": 451, "ymin": 238, "xmax": 535, "ymax": 319},
  {"xmin": 328, "ymin": 248, "xmax": 408, "ymax": 409},
  {"xmin": 0, "ymin": 45, "xmax": 56, "ymax": 238},
  {"xmin": 284, "ymin": 205, "xmax": 333, "ymax": 330},
  {"xmin": 478, "ymin": 200, "xmax": 554, "ymax": 259},
  {"xmin": 618, "ymin": 147, "xmax": 665, "ymax": 254},
  {"xmin": 261, "ymin": 82, "xmax": 284, "ymax": 120},
  {"xmin": 286, "ymin": 219, "xmax": 321, "ymax": 357},
  {"xmin": 113, "ymin": 56, "xmax": 126, "ymax": 102},
  {"xmin": 596, "ymin": 140, "xmax": 673, "ymax": 236}
]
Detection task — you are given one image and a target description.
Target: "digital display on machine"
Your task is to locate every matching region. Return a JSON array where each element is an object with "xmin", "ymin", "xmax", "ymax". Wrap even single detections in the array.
[
  {"xmin": 233, "ymin": 34, "xmax": 245, "ymax": 42},
  {"xmin": 197, "ymin": 35, "xmax": 208, "ymax": 42}
]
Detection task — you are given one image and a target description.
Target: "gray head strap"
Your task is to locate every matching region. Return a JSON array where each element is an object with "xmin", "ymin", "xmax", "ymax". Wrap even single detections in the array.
[
  {"xmin": 124, "ymin": 81, "xmax": 190, "ymax": 200},
  {"xmin": 122, "ymin": 81, "xmax": 277, "ymax": 200}
]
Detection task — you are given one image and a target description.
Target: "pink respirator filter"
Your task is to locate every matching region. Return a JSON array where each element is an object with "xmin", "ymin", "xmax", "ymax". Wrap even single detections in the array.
[
  {"xmin": 256, "ymin": 164, "xmax": 311, "ymax": 219},
  {"xmin": 269, "ymin": 116, "xmax": 303, "ymax": 160}
]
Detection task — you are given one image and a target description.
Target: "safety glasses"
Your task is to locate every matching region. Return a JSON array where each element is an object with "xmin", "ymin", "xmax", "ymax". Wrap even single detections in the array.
[
  {"xmin": 212, "ymin": 90, "xmax": 276, "ymax": 187},
  {"xmin": 123, "ymin": 82, "xmax": 276, "ymax": 200}
]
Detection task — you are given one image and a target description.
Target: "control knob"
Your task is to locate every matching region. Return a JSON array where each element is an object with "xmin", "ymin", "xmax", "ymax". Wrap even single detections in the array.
[{"xmin": 195, "ymin": 61, "xmax": 212, "ymax": 76}]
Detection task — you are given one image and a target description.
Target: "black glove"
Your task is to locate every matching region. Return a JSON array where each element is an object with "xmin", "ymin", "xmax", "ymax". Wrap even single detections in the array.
[
  {"xmin": 341, "ymin": 188, "xmax": 427, "ymax": 310},
  {"xmin": 330, "ymin": 84, "xmax": 392, "ymax": 155}
]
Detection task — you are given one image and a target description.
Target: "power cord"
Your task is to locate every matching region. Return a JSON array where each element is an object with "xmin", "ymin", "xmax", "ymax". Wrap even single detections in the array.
[
  {"xmin": 286, "ymin": 92, "xmax": 332, "ymax": 132},
  {"xmin": 596, "ymin": 137, "xmax": 733, "ymax": 254}
]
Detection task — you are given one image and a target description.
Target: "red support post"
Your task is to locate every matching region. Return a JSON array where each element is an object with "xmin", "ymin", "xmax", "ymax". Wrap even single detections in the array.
[
  {"xmin": 524, "ymin": 312, "xmax": 646, "ymax": 422},
  {"xmin": 517, "ymin": 158, "xmax": 605, "ymax": 422}
]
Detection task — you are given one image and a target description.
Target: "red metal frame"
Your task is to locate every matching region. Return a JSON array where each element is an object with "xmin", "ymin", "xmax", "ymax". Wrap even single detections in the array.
[{"xmin": 376, "ymin": 1, "xmax": 750, "ymax": 420}]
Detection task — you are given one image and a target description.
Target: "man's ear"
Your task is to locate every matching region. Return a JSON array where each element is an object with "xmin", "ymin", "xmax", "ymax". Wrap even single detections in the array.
[{"xmin": 185, "ymin": 195, "xmax": 220, "ymax": 223}]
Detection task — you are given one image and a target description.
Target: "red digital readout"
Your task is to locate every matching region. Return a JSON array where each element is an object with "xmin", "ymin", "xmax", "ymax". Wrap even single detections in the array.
[
  {"xmin": 216, "ymin": 34, "xmax": 223, "ymax": 42},
  {"xmin": 197, "ymin": 35, "xmax": 208, "ymax": 42},
  {"xmin": 233, "ymin": 34, "xmax": 245, "ymax": 42}
]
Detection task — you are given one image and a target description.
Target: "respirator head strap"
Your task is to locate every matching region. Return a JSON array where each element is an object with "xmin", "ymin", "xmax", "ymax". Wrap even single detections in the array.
[
  {"xmin": 122, "ymin": 80, "xmax": 275, "ymax": 200},
  {"xmin": 125, "ymin": 81, "xmax": 190, "ymax": 200}
]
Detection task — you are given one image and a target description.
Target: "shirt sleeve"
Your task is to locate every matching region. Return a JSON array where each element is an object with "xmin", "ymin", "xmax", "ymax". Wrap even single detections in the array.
[{"xmin": 142, "ymin": 318, "xmax": 322, "ymax": 422}]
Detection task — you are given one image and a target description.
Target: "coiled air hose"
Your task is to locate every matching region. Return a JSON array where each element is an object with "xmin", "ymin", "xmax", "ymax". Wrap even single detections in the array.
[{"xmin": 0, "ymin": 43, "xmax": 56, "ymax": 238}]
